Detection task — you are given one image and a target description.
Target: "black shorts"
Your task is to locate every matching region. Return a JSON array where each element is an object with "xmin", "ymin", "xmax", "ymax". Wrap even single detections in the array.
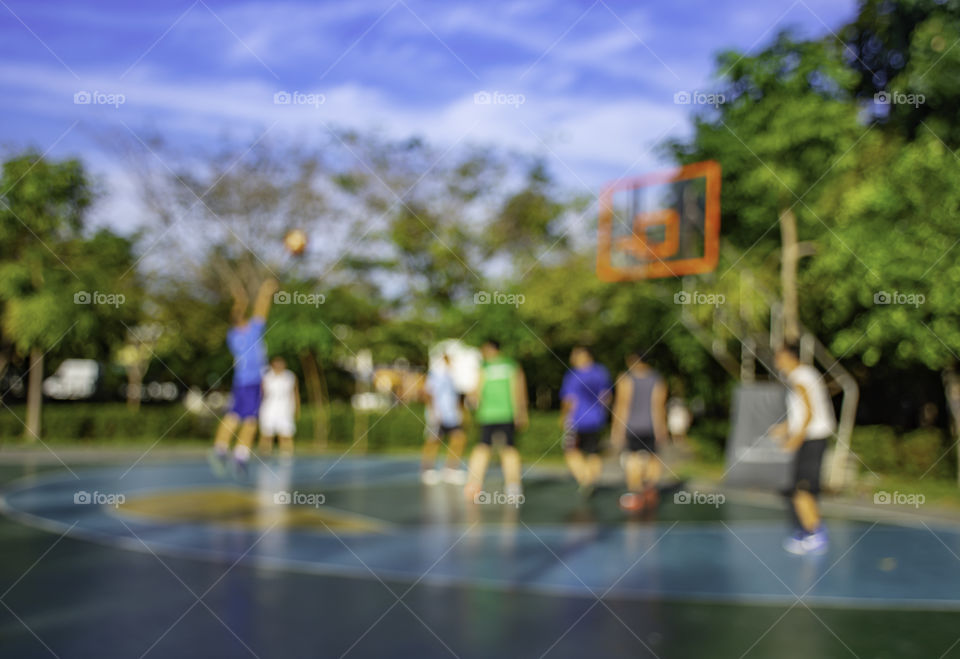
[
  {"xmin": 480, "ymin": 423, "xmax": 515, "ymax": 447},
  {"xmin": 442, "ymin": 423, "xmax": 462, "ymax": 434},
  {"xmin": 626, "ymin": 429, "xmax": 656, "ymax": 454},
  {"xmin": 792, "ymin": 438, "xmax": 827, "ymax": 495},
  {"xmin": 564, "ymin": 428, "xmax": 603, "ymax": 454},
  {"xmin": 426, "ymin": 424, "xmax": 462, "ymax": 441}
]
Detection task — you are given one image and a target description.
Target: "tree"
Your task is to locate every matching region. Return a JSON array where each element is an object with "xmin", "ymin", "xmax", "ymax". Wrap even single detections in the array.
[
  {"xmin": 0, "ymin": 154, "xmax": 139, "ymax": 437},
  {"xmin": 844, "ymin": 0, "xmax": 960, "ymax": 147},
  {"xmin": 805, "ymin": 132, "xmax": 960, "ymax": 369},
  {"xmin": 664, "ymin": 32, "xmax": 864, "ymax": 348}
]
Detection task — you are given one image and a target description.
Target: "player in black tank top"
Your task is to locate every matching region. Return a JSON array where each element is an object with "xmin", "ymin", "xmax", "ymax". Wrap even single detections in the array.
[{"xmin": 611, "ymin": 353, "xmax": 668, "ymax": 512}]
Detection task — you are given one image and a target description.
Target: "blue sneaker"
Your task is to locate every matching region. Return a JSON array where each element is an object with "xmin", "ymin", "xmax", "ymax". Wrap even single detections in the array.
[
  {"xmin": 782, "ymin": 529, "xmax": 807, "ymax": 555},
  {"xmin": 801, "ymin": 526, "xmax": 829, "ymax": 555}
]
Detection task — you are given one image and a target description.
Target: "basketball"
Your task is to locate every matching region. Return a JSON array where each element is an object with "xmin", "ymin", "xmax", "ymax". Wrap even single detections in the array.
[{"xmin": 283, "ymin": 229, "xmax": 308, "ymax": 256}]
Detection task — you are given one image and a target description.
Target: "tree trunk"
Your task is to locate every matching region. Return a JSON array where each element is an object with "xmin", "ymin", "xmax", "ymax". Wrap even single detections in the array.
[
  {"xmin": 25, "ymin": 347, "xmax": 43, "ymax": 440},
  {"xmin": 126, "ymin": 363, "xmax": 143, "ymax": 412},
  {"xmin": 780, "ymin": 208, "xmax": 800, "ymax": 345},
  {"xmin": 316, "ymin": 354, "xmax": 330, "ymax": 447},
  {"xmin": 942, "ymin": 369, "xmax": 960, "ymax": 488},
  {"xmin": 300, "ymin": 350, "xmax": 328, "ymax": 448}
]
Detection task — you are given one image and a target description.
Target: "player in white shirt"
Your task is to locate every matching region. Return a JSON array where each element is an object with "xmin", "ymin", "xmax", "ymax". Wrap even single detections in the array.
[
  {"xmin": 770, "ymin": 344, "xmax": 837, "ymax": 555},
  {"xmin": 259, "ymin": 356, "xmax": 300, "ymax": 458}
]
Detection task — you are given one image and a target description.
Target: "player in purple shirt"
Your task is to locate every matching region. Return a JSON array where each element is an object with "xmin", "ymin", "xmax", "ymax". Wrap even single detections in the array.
[
  {"xmin": 560, "ymin": 346, "xmax": 612, "ymax": 497},
  {"xmin": 209, "ymin": 277, "xmax": 278, "ymax": 477}
]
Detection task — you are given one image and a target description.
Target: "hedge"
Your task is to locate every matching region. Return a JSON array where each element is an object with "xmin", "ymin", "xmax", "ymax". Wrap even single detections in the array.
[
  {"xmin": 0, "ymin": 402, "xmax": 570, "ymax": 460},
  {"xmin": 850, "ymin": 425, "xmax": 954, "ymax": 480},
  {"xmin": 1, "ymin": 403, "xmax": 953, "ymax": 481}
]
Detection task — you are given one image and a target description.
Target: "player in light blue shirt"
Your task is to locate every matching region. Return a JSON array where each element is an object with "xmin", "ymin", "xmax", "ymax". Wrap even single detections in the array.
[{"xmin": 421, "ymin": 353, "xmax": 468, "ymax": 485}]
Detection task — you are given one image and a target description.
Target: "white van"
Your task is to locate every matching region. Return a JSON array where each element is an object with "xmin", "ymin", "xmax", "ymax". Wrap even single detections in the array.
[{"xmin": 43, "ymin": 359, "xmax": 99, "ymax": 400}]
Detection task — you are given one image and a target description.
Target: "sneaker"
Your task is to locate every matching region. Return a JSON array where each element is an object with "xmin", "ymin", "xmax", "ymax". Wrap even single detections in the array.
[
  {"xmin": 443, "ymin": 468, "xmax": 467, "ymax": 485},
  {"xmin": 782, "ymin": 530, "xmax": 807, "ymax": 555},
  {"xmin": 421, "ymin": 469, "xmax": 441, "ymax": 485},
  {"xmin": 207, "ymin": 449, "xmax": 228, "ymax": 478},
  {"xmin": 801, "ymin": 526, "xmax": 829, "ymax": 555},
  {"xmin": 619, "ymin": 492, "xmax": 644, "ymax": 512}
]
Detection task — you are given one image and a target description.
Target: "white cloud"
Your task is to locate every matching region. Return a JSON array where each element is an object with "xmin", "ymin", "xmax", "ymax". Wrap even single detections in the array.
[
  {"xmin": 0, "ymin": 0, "xmax": 860, "ymax": 238},
  {"xmin": 0, "ymin": 60, "xmax": 687, "ymax": 188}
]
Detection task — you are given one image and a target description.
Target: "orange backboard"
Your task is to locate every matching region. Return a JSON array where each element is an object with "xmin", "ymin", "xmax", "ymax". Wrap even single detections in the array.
[{"xmin": 597, "ymin": 160, "xmax": 721, "ymax": 281}]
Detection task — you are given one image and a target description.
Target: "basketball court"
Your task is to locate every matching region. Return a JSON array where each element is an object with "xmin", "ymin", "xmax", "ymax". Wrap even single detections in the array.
[{"xmin": 3, "ymin": 455, "xmax": 960, "ymax": 658}]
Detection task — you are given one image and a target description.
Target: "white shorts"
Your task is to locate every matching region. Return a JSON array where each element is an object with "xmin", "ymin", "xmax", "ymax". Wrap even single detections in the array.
[{"xmin": 260, "ymin": 410, "xmax": 295, "ymax": 438}]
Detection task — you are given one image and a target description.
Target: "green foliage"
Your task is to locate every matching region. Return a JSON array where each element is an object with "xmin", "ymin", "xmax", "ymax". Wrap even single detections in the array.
[
  {"xmin": 665, "ymin": 33, "xmax": 862, "ymax": 252},
  {"xmin": 851, "ymin": 425, "xmax": 953, "ymax": 480},
  {"xmin": 851, "ymin": 425, "xmax": 901, "ymax": 473},
  {"xmin": 845, "ymin": 1, "xmax": 960, "ymax": 146},
  {"xmin": 900, "ymin": 427, "xmax": 950, "ymax": 479},
  {"xmin": 688, "ymin": 418, "xmax": 731, "ymax": 463},
  {"xmin": 0, "ymin": 404, "xmax": 213, "ymax": 441},
  {"xmin": 0, "ymin": 155, "xmax": 141, "ymax": 356},
  {"xmin": 0, "ymin": 402, "xmax": 560, "ymax": 463},
  {"xmin": 805, "ymin": 132, "xmax": 960, "ymax": 370},
  {"xmin": 0, "ymin": 153, "xmax": 89, "ymax": 250}
]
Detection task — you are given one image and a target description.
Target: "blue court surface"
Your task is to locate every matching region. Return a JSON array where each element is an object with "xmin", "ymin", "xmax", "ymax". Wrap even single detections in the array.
[{"xmin": 2, "ymin": 456, "xmax": 960, "ymax": 658}]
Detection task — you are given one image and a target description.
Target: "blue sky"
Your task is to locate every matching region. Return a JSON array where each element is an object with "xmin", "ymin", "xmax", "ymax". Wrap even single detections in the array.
[{"xmin": 0, "ymin": 0, "xmax": 859, "ymax": 230}]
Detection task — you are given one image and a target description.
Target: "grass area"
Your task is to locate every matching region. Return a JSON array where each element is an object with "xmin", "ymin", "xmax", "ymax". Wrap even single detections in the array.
[{"xmin": 847, "ymin": 472, "xmax": 960, "ymax": 512}]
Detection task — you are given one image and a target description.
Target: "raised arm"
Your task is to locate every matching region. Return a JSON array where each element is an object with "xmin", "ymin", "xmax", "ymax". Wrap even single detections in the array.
[
  {"xmin": 227, "ymin": 275, "xmax": 249, "ymax": 321},
  {"xmin": 251, "ymin": 277, "xmax": 279, "ymax": 321}
]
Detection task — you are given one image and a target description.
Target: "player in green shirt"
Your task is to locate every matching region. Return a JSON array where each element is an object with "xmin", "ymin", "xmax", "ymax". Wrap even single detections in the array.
[{"xmin": 464, "ymin": 339, "xmax": 528, "ymax": 502}]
